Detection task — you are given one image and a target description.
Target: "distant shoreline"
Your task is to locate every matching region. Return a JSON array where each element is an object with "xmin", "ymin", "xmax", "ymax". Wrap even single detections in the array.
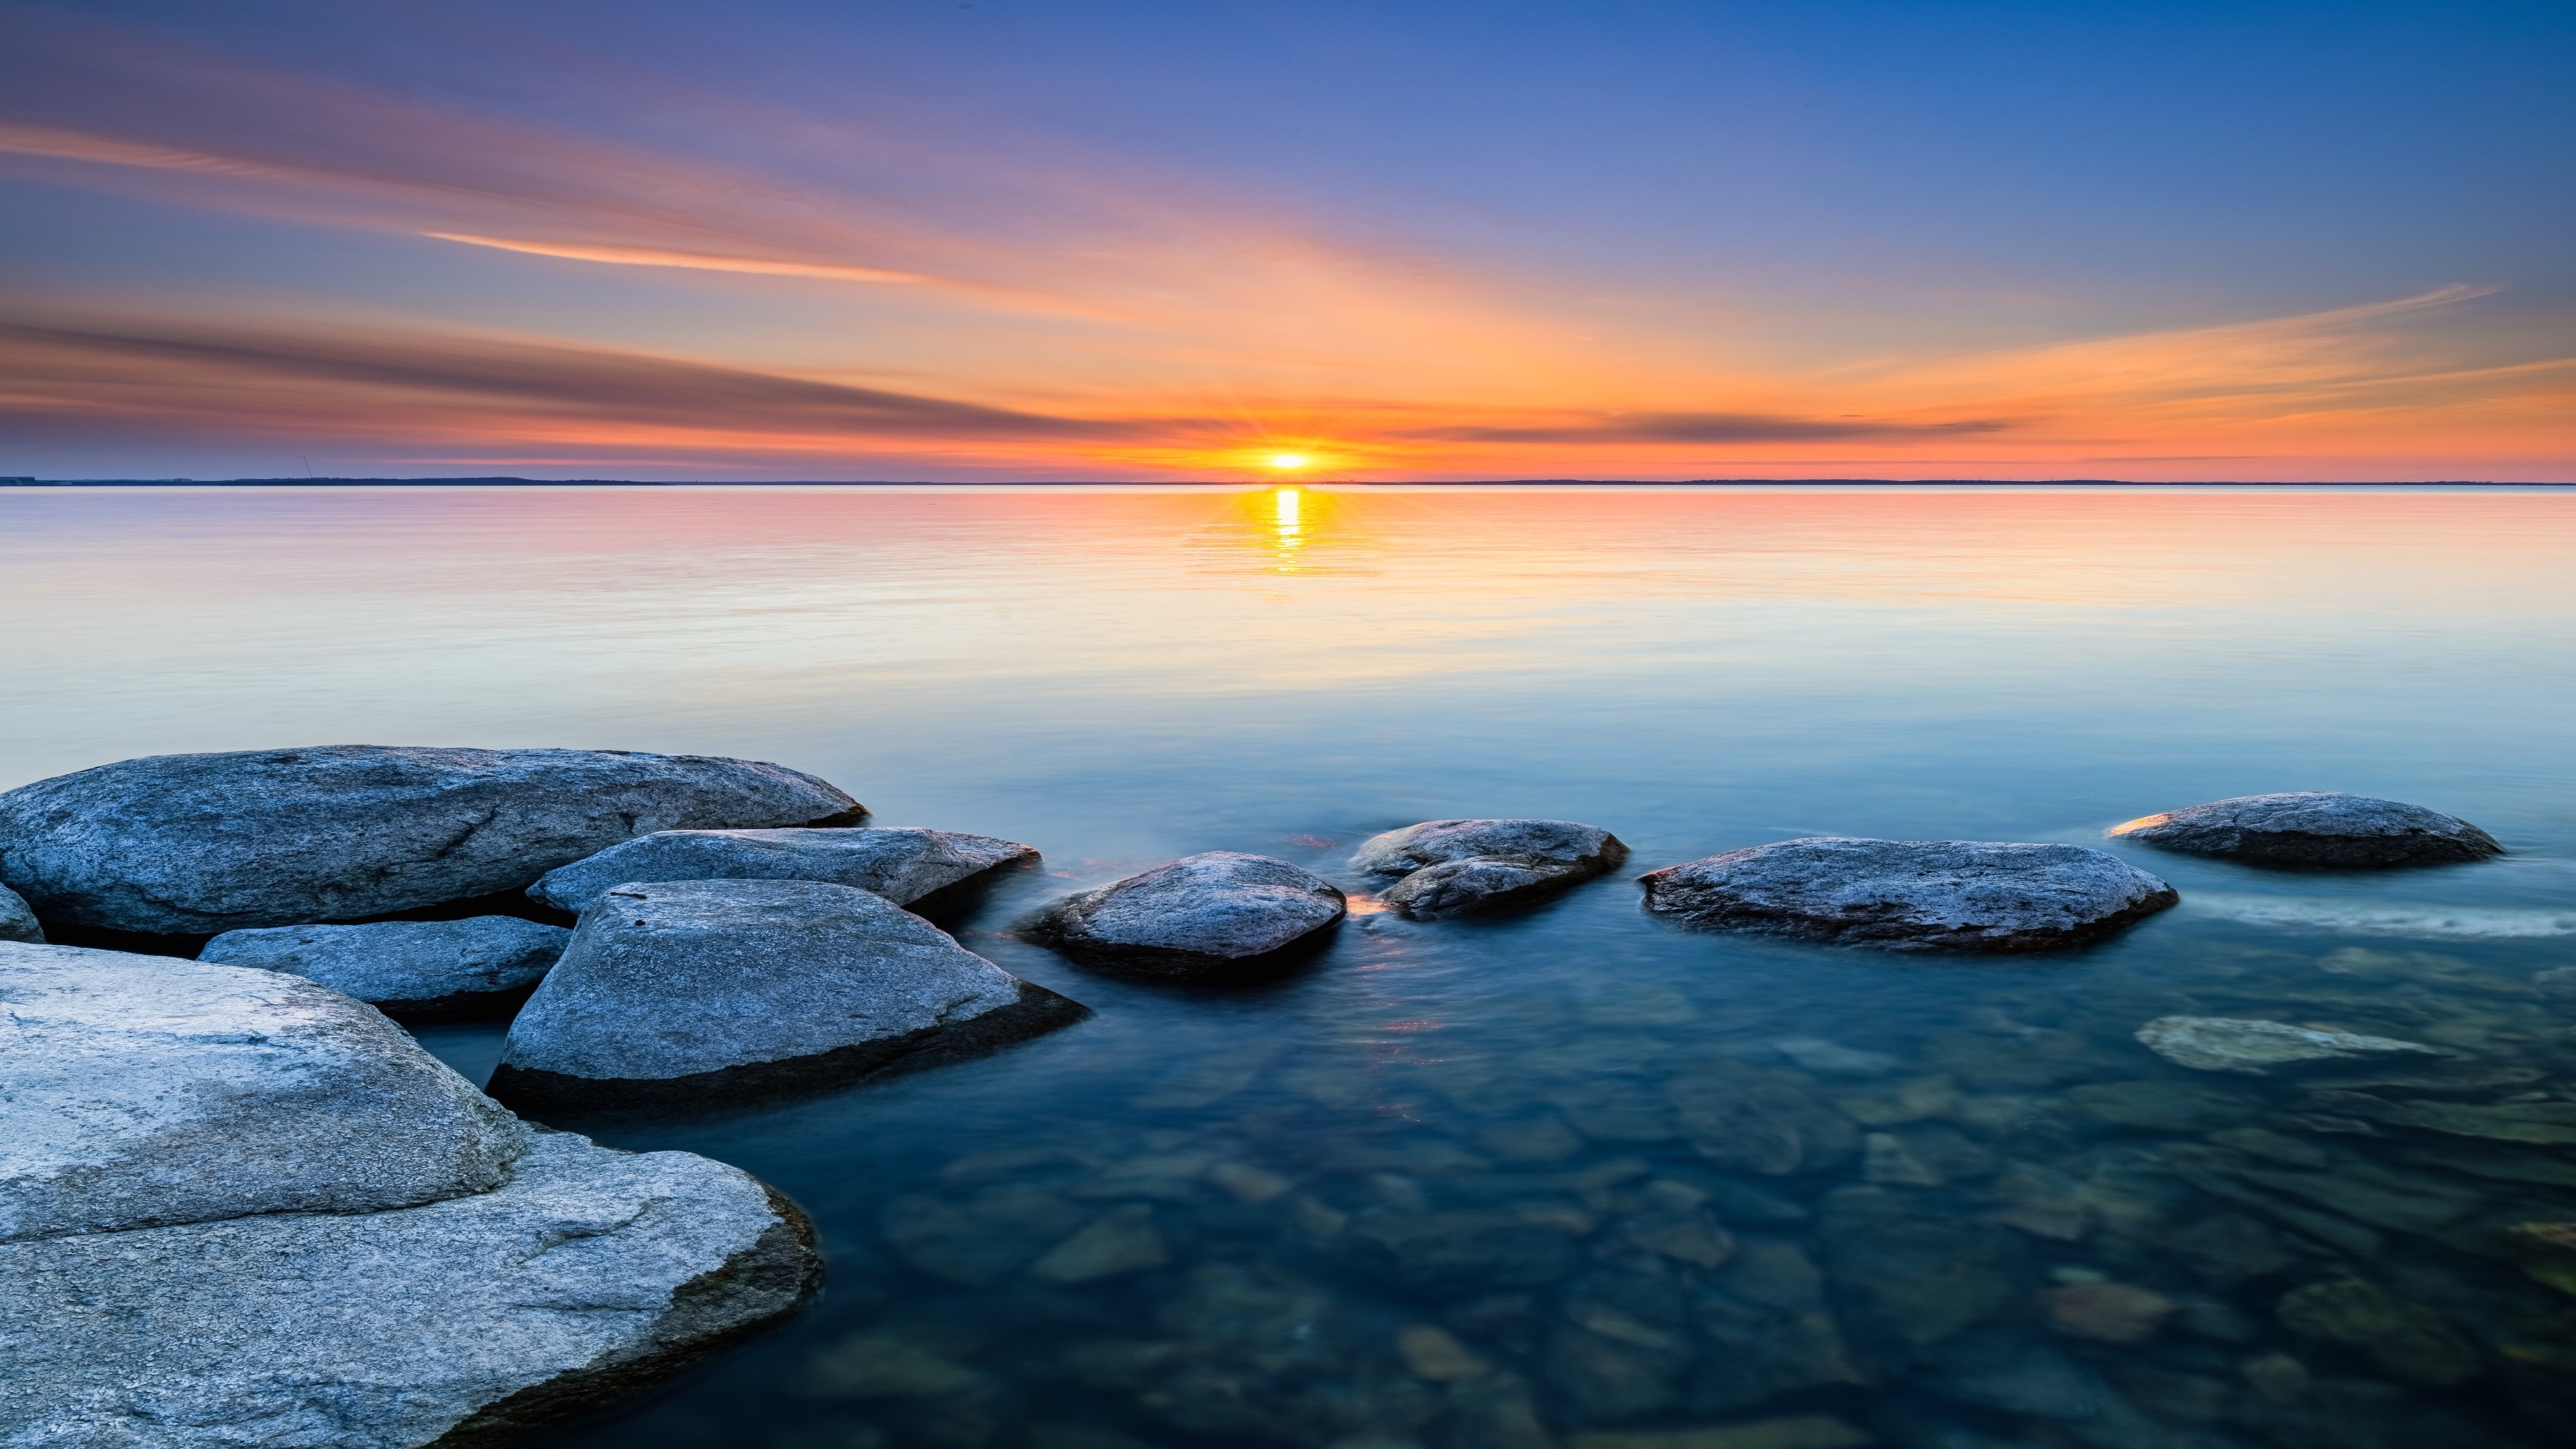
[{"xmin": 3, "ymin": 476, "xmax": 2567, "ymax": 489}]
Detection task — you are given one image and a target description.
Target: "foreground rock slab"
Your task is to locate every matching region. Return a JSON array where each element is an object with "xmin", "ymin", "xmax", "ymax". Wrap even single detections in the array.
[
  {"xmin": 1, "ymin": 941, "xmax": 531, "ymax": 1243},
  {"xmin": 1023, "ymin": 851, "xmax": 1346, "ymax": 975},
  {"xmin": 0, "ymin": 883, "xmax": 38, "ymax": 943},
  {"xmin": 1351, "ymin": 818, "xmax": 1627, "ymax": 918},
  {"xmin": 2135, "ymin": 1015, "xmax": 2445, "ymax": 1074},
  {"xmin": 0, "ymin": 1131, "xmax": 818, "ymax": 1448},
  {"xmin": 1639, "ymin": 837, "xmax": 2178, "ymax": 952},
  {"xmin": 201, "ymin": 916, "xmax": 572, "ymax": 1020},
  {"xmin": 529, "ymin": 826, "xmax": 1036, "ymax": 914},
  {"xmin": 2109, "ymin": 792, "xmax": 2502, "ymax": 868},
  {"xmin": 0, "ymin": 745, "xmax": 863, "ymax": 936},
  {"xmin": 492, "ymin": 879, "xmax": 1084, "ymax": 1108}
]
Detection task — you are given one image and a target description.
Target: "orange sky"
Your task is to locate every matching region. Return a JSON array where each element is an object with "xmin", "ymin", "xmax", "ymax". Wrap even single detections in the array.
[{"xmin": 1, "ymin": 5, "xmax": 2571, "ymax": 481}]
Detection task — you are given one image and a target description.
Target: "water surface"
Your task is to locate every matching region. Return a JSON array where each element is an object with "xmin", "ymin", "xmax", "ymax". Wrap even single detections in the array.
[{"xmin": 7, "ymin": 484, "xmax": 2575, "ymax": 1448}]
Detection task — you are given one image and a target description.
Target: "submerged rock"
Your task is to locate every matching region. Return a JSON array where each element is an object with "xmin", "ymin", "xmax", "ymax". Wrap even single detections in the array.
[
  {"xmin": 2275, "ymin": 1277, "xmax": 2480, "ymax": 1386},
  {"xmin": 1640, "ymin": 837, "xmax": 2177, "ymax": 951},
  {"xmin": 491, "ymin": 878, "xmax": 1085, "ymax": 1108},
  {"xmin": 1022, "ymin": 851, "xmax": 1346, "ymax": 975},
  {"xmin": 2310, "ymin": 1091, "xmax": 2576, "ymax": 1145},
  {"xmin": 2108, "ymin": 792, "xmax": 2502, "ymax": 868},
  {"xmin": 0, "ymin": 1130, "xmax": 818, "ymax": 1448},
  {"xmin": 0, "ymin": 745, "xmax": 863, "ymax": 935},
  {"xmin": 1350, "ymin": 818, "xmax": 1626, "ymax": 918},
  {"xmin": 529, "ymin": 825, "xmax": 1036, "ymax": 914},
  {"xmin": 2043, "ymin": 1281, "xmax": 2182, "ymax": 1344},
  {"xmin": 200, "ymin": 915, "xmax": 570, "ymax": 1019},
  {"xmin": 1, "ymin": 941, "xmax": 531, "ymax": 1242},
  {"xmin": 0, "ymin": 883, "xmax": 39, "ymax": 943},
  {"xmin": 2135, "ymin": 1016, "xmax": 2443, "ymax": 1074}
]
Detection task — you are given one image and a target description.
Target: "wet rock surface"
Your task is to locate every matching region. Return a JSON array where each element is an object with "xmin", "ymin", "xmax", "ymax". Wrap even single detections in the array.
[
  {"xmin": 1640, "ymin": 837, "xmax": 2178, "ymax": 951},
  {"xmin": 492, "ymin": 878, "xmax": 1085, "ymax": 1108},
  {"xmin": 0, "ymin": 745, "xmax": 863, "ymax": 935},
  {"xmin": 1352, "ymin": 818, "xmax": 1628, "ymax": 918},
  {"xmin": 0, "ymin": 1131, "xmax": 818, "ymax": 1448},
  {"xmin": 1023, "ymin": 850, "xmax": 1346, "ymax": 975},
  {"xmin": 1, "ymin": 941, "xmax": 532, "ymax": 1242},
  {"xmin": 200, "ymin": 915, "xmax": 571, "ymax": 1019},
  {"xmin": 2110, "ymin": 792, "xmax": 2503, "ymax": 868},
  {"xmin": 529, "ymin": 825, "xmax": 1036, "ymax": 914}
]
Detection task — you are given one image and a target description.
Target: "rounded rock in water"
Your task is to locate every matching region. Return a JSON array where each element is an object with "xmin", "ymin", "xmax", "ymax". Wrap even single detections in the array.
[
  {"xmin": 1022, "ymin": 850, "xmax": 1346, "ymax": 975},
  {"xmin": 0, "ymin": 744, "xmax": 865, "ymax": 935},
  {"xmin": 2108, "ymin": 791, "xmax": 2501, "ymax": 868},
  {"xmin": 490, "ymin": 877, "xmax": 1086, "ymax": 1108},
  {"xmin": 529, "ymin": 824, "xmax": 1036, "ymax": 914},
  {"xmin": 1350, "ymin": 818, "xmax": 1627, "ymax": 918},
  {"xmin": 1638, "ymin": 837, "xmax": 2178, "ymax": 951},
  {"xmin": 200, "ymin": 915, "xmax": 570, "ymax": 1020}
]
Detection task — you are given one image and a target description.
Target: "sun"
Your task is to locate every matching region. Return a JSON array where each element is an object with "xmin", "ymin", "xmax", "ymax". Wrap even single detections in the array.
[{"xmin": 1265, "ymin": 452, "xmax": 1311, "ymax": 471}]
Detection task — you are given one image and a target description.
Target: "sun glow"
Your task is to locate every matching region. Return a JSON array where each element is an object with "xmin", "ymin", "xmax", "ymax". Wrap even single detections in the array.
[{"xmin": 1265, "ymin": 453, "xmax": 1311, "ymax": 471}]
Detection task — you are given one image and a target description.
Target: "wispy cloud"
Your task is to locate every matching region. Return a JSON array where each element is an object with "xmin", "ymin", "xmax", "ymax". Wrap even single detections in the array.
[{"xmin": 424, "ymin": 234, "xmax": 927, "ymax": 284}]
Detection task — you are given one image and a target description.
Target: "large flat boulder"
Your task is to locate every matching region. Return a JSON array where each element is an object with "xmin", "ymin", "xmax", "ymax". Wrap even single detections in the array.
[
  {"xmin": 490, "ymin": 878, "xmax": 1085, "ymax": 1109},
  {"xmin": 2109, "ymin": 792, "xmax": 2502, "ymax": 868},
  {"xmin": 0, "ymin": 883, "xmax": 38, "ymax": 943},
  {"xmin": 201, "ymin": 916, "xmax": 572, "ymax": 1021},
  {"xmin": 1350, "ymin": 818, "xmax": 1627, "ymax": 918},
  {"xmin": 1, "ymin": 941, "xmax": 533, "ymax": 1243},
  {"xmin": 1022, "ymin": 851, "xmax": 1346, "ymax": 975},
  {"xmin": 528, "ymin": 826, "xmax": 1036, "ymax": 914},
  {"xmin": 0, "ymin": 745, "xmax": 864, "ymax": 936},
  {"xmin": 1640, "ymin": 837, "xmax": 2178, "ymax": 952},
  {"xmin": 0, "ymin": 1130, "xmax": 818, "ymax": 1449}
]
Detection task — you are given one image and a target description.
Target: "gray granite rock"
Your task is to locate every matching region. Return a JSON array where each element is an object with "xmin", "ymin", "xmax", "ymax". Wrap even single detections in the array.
[
  {"xmin": 491, "ymin": 878, "xmax": 1085, "ymax": 1108},
  {"xmin": 529, "ymin": 826, "xmax": 1035, "ymax": 914},
  {"xmin": 201, "ymin": 916, "xmax": 572, "ymax": 1020},
  {"xmin": 2109, "ymin": 792, "xmax": 2501, "ymax": 868},
  {"xmin": 0, "ymin": 745, "xmax": 863, "ymax": 936},
  {"xmin": 1351, "ymin": 818, "xmax": 1626, "ymax": 918},
  {"xmin": 1639, "ymin": 837, "xmax": 2178, "ymax": 952},
  {"xmin": 1, "ymin": 941, "xmax": 531, "ymax": 1243},
  {"xmin": 2135, "ymin": 1015, "xmax": 2444, "ymax": 1074},
  {"xmin": 1022, "ymin": 851, "xmax": 1346, "ymax": 975},
  {"xmin": 0, "ymin": 1130, "xmax": 818, "ymax": 1448},
  {"xmin": 0, "ymin": 883, "xmax": 38, "ymax": 943}
]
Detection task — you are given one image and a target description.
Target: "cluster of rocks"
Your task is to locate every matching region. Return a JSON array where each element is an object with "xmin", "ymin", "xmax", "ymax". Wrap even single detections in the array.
[
  {"xmin": 0, "ymin": 941, "xmax": 818, "ymax": 1448},
  {"xmin": 0, "ymin": 747, "xmax": 2517, "ymax": 1446}
]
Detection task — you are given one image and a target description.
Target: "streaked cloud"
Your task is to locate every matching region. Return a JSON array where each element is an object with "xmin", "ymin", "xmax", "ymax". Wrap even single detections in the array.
[{"xmin": 425, "ymin": 234, "xmax": 927, "ymax": 285}]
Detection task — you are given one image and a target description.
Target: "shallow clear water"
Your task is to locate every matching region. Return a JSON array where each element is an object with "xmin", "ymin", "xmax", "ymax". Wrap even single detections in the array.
[{"xmin": 8, "ymin": 484, "xmax": 2576, "ymax": 1449}]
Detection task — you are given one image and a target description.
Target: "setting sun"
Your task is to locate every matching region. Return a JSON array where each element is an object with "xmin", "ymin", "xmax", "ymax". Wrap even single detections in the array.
[{"xmin": 1265, "ymin": 453, "xmax": 1310, "ymax": 471}]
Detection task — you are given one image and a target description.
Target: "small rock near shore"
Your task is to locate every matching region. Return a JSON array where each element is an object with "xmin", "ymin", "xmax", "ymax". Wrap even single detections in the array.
[
  {"xmin": 0, "ymin": 745, "xmax": 863, "ymax": 935},
  {"xmin": 490, "ymin": 878, "xmax": 1085, "ymax": 1108},
  {"xmin": 201, "ymin": 916, "xmax": 570, "ymax": 1020},
  {"xmin": 1352, "ymin": 818, "xmax": 1627, "ymax": 918},
  {"xmin": 2108, "ymin": 792, "xmax": 2501, "ymax": 868},
  {"xmin": 1639, "ymin": 837, "xmax": 2178, "ymax": 952},
  {"xmin": 0, "ymin": 883, "xmax": 38, "ymax": 943},
  {"xmin": 2, "ymin": 941, "xmax": 532, "ymax": 1243},
  {"xmin": 1022, "ymin": 851, "xmax": 1346, "ymax": 975},
  {"xmin": 529, "ymin": 825, "xmax": 1035, "ymax": 914}
]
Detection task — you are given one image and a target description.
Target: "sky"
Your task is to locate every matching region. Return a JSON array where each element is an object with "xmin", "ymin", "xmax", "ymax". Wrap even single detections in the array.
[{"xmin": 1, "ymin": 0, "xmax": 2571, "ymax": 482}]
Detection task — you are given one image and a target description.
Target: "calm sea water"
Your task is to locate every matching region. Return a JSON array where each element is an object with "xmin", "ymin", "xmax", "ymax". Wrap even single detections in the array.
[{"xmin": 7, "ymin": 484, "xmax": 2576, "ymax": 1449}]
